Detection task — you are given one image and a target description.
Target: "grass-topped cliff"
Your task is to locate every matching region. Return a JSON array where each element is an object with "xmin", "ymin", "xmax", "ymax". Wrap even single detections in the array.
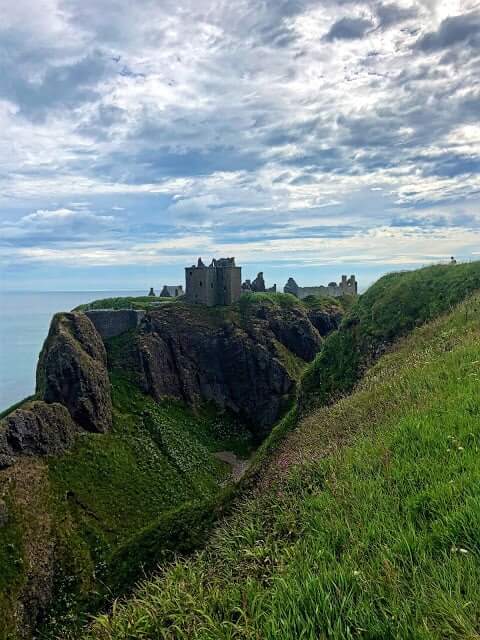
[
  {"xmin": 2, "ymin": 262, "xmax": 480, "ymax": 640},
  {"xmin": 84, "ymin": 286, "xmax": 480, "ymax": 640},
  {"xmin": 301, "ymin": 261, "xmax": 480, "ymax": 409},
  {"xmin": 74, "ymin": 296, "xmax": 175, "ymax": 311},
  {"xmin": 0, "ymin": 290, "xmax": 341, "ymax": 639}
]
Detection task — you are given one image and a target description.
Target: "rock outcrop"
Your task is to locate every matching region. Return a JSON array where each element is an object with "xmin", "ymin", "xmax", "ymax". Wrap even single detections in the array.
[
  {"xmin": 109, "ymin": 299, "xmax": 342, "ymax": 433},
  {"xmin": 36, "ymin": 312, "xmax": 112, "ymax": 433},
  {"xmin": 306, "ymin": 306, "xmax": 344, "ymax": 337},
  {"xmin": 0, "ymin": 401, "xmax": 77, "ymax": 467}
]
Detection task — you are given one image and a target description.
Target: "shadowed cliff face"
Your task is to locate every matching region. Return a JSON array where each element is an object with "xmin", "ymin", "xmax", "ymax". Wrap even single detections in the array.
[
  {"xmin": 1, "ymin": 312, "xmax": 111, "ymax": 467},
  {"xmin": 108, "ymin": 300, "xmax": 342, "ymax": 434},
  {"xmin": 0, "ymin": 402, "xmax": 78, "ymax": 468},
  {"xmin": 36, "ymin": 312, "xmax": 112, "ymax": 433}
]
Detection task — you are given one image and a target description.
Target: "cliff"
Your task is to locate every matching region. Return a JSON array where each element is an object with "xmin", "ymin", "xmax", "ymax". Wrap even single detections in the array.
[
  {"xmin": 1, "ymin": 312, "xmax": 111, "ymax": 467},
  {"xmin": 301, "ymin": 261, "xmax": 480, "ymax": 410},
  {"xmin": 0, "ymin": 292, "xmax": 342, "ymax": 639},
  {"xmin": 36, "ymin": 312, "xmax": 112, "ymax": 433},
  {"xmin": 107, "ymin": 294, "xmax": 342, "ymax": 433}
]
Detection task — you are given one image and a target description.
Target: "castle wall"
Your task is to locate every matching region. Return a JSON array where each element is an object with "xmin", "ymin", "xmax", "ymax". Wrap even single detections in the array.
[
  {"xmin": 217, "ymin": 266, "xmax": 242, "ymax": 305},
  {"xmin": 285, "ymin": 275, "xmax": 357, "ymax": 299},
  {"xmin": 185, "ymin": 259, "xmax": 241, "ymax": 306},
  {"xmin": 185, "ymin": 266, "xmax": 216, "ymax": 305},
  {"xmin": 84, "ymin": 309, "xmax": 145, "ymax": 340}
]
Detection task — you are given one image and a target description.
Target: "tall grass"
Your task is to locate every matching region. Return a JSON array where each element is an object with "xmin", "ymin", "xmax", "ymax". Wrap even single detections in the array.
[{"xmin": 83, "ymin": 293, "xmax": 480, "ymax": 640}]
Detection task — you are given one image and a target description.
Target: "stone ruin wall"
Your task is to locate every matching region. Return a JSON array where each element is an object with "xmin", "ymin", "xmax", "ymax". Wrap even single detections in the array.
[
  {"xmin": 84, "ymin": 309, "xmax": 146, "ymax": 340},
  {"xmin": 296, "ymin": 283, "xmax": 355, "ymax": 299}
]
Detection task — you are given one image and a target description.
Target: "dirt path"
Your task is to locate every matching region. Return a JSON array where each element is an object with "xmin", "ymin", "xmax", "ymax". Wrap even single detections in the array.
[{"xmin": 214, "ymin": 451, "xmax": 251, "ymax": 483}]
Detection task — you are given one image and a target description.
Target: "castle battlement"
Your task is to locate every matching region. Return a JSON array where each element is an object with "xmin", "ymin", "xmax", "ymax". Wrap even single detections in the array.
[{"xmin": 185, "ymin": 257, "xmax": 242, "ymax": 306}]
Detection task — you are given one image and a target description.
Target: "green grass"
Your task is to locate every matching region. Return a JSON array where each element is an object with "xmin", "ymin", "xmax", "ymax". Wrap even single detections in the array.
[
  {"xmin": 74, "ymin": 297, "xmax": 175, "ymax": 312},
  {"xmin": 47, "ymin": 373, "xmax": 252, "ymax": 556},
  {"xmin": 0, "ymin": 493, "xmax": 25, "ymax": 639},
  {"xmin": 238, "ymin": 291, "xmax": 300, "ymax": 311},
  {"xmin": 301, "ymin": 260, "xmax": 480, "ymax": 409},
  {"xmin": 84, "ymin": 292, "xmax": 480, "ymax": 640},
  {"xmin": 300, "ymin": 293, "xmax": 345, "ymax": 312},
  {"xmin": 29, "ymin": 376, "xmax": 252, "ymax": 637}
]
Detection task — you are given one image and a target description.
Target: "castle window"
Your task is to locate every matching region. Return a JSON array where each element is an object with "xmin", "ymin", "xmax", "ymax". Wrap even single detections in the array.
[
  {"xmin": 200, "ymin": 281, "xmax": 203, "ymax": 287},
  {"xmin": 189, "ymin": 272, "xmax": 192, "ymax": 276},
  {"xmin": 211, "ymin": 283, "xmax": 214, "ymax": 288}
]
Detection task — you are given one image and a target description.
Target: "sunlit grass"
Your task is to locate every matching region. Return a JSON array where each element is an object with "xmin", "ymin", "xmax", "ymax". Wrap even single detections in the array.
[{"xmin": 84, "ymin": 294, "xmax": 480, "ymax": 640}]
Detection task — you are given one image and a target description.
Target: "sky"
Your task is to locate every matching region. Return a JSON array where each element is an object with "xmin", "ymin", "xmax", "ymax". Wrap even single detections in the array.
[{"xmin": 1, "ymin": 0, "xmax": 479, "ymax": 291}]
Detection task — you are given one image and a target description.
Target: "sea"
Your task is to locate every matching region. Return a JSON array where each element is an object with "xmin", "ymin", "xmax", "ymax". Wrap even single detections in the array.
[{"xmin": 0, "ymin": 291, "xmax": 144, "ymax": 413}]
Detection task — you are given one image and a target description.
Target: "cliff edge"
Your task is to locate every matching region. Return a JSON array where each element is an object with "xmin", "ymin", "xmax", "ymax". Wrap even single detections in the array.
[{"xmin": 107, "ymin": 294, "xmax": 342, "ymax": 433}]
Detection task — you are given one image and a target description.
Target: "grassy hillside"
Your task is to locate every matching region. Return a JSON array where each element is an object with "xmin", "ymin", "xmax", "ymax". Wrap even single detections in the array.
[
  {"xmin": 301, "ymin": 260, "xmax": 480, "ymax": 409},
  {"xmin": 84, "ymin": 292, "xmax": 480, "ymax": 640},
  {"xmin": 0, "ymin": 375, "xmax": 253, "ymax": 639}
]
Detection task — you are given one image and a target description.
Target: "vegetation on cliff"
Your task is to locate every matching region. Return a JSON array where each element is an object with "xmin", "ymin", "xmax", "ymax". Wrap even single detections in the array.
[
  {"xmin": 301, "ymin": 261, "xmax": 480, "ymax": 409},
  {"xmin": 85, "ymin": 291, "xmax": 480, "ymax": 640},
  {"xmin": 3, "ymin": 291, "xmax": 337, "ymax": 638},
  {"xmin": 105, "ymin": 292, "xmax": 341, "ymax": 433},
  {"xmin": 75, "ymin": 296, "xmax": 175, "ymax": 311},
  {"xmin": 2, "ymin": 264, "xmax": 480, "ymax": 640},
  {"xmin": 0, "ymin": 374, "xmax": 252, "ymax": 638}
]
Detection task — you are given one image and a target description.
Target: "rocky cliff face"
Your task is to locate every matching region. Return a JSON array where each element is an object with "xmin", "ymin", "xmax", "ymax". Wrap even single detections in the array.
[
  {"xmin": 1, "ymin": 312, "xmax": 111, "ymax": 467},
  {"xmin": 0, "ymin": 295, "xmax": 342, "ymax": 638},
  {"xmin": 0, "ymin": 401, "xmax": 77, "ymax": 468},
  {"xmin": 109, "ymin": 299, "xmax": 342, "ymax": 433},
  {"xmin": 36, "ymin": 312, "xmax": 112, "ymax": 433}
]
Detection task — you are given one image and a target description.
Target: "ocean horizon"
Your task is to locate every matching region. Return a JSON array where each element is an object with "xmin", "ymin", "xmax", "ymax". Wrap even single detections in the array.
[{"xmin": 0, "ymin": 290, "xmax": 145, "ymax": 412}]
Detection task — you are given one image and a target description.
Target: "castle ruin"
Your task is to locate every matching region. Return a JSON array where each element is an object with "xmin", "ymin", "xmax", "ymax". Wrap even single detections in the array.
[
  {"xmin": 160, "ymin": 285, "xmax": 184, "ymax": 298},
  {"xmin": 185, "ymin": 257, "xmax": 242, "ymax": 306},
  {"xmin": 284, "ymin": 275, "xmax": 357, "ymax": 299},
  {"xmin": 241, "ymin": 272, "xmax": 277, "ymax": 294}
]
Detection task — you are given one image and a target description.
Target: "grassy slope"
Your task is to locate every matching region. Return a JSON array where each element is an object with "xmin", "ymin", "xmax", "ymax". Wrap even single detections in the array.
[
  {"xmin": 0, "ymin": 374, "xmax": 253, "ymax": 639},
  {"xmin": 86, "ymin": 293, "xmax": 480, "ymax": 640},
  {"xmin": 301, "ymin": 261, "xmax": 480, "ymax": 409},
  {"xmin": 74, "ymin": 296, "xmax": 175, "ymax": 311},
  {"xmin": 44, "ymin": 374, "xmax": 254, "ymax": 628}
]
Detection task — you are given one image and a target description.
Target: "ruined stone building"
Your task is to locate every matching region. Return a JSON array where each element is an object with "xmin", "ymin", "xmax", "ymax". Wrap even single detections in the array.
[
  {"xmin": 284, "ymin": 274, "xmax": 357, "ymax": 299},
  {"xmin": 185, "ymin": 257, "xmax": 242, "ymax": 306},
  {"xmin": 242, "ymin": 272, "xmax": 277, "ymax": 293},
  {"xmin": 160, "ymin": 285, "xmax": 184, "ymax": 298}
]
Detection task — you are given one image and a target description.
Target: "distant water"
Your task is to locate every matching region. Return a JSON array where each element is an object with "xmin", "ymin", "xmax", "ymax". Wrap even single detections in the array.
[{"xmin": 0, "ymin": 291, "xmax": 144, "ymax": 412}]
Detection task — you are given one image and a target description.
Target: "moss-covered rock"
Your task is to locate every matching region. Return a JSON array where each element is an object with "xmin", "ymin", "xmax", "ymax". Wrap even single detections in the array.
[
  {"xmin": 0, "ymin": 401, "xmax": 77, "ymax": 465},
  {"xmin": 36, "ymin": 313, "xmax": 112, "ymax": 433}
]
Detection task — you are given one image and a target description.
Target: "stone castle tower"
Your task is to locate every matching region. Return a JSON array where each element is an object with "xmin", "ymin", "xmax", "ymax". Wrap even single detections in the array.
[{"xmin": 185, "ymin": 257, "xmax": 242, "ymax": 306}]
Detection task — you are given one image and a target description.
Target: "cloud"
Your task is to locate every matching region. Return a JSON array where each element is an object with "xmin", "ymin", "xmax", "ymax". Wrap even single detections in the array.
[
  {"xmin": 324, "ymin": 16, "xmax": 374, "ymax": 41},
  {"xmin": 375, "ymin": 2, "xmax": 418, "ymax": 28},
  {"xmin": 0, "ymin": 0, "xmax": 479, "ymax": 284},
  {"xmin": 416, "ymin": 11, "xmax": 480, "ymax": 51},
  {"xmin": 0, "ymin": 207, "xmax": 116, "ymax": 244}
]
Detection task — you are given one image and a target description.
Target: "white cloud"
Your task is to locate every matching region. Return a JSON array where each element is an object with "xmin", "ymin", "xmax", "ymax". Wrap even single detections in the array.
[{"xmin": 0, "ymin": 0, "xmax": 479, "ymax": 279}]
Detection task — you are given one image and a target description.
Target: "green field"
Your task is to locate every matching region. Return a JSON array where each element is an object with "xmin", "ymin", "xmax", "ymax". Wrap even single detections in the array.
[{"xmin": 84, "ymin": 292, "xmax": 480, "ymax": 639}]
